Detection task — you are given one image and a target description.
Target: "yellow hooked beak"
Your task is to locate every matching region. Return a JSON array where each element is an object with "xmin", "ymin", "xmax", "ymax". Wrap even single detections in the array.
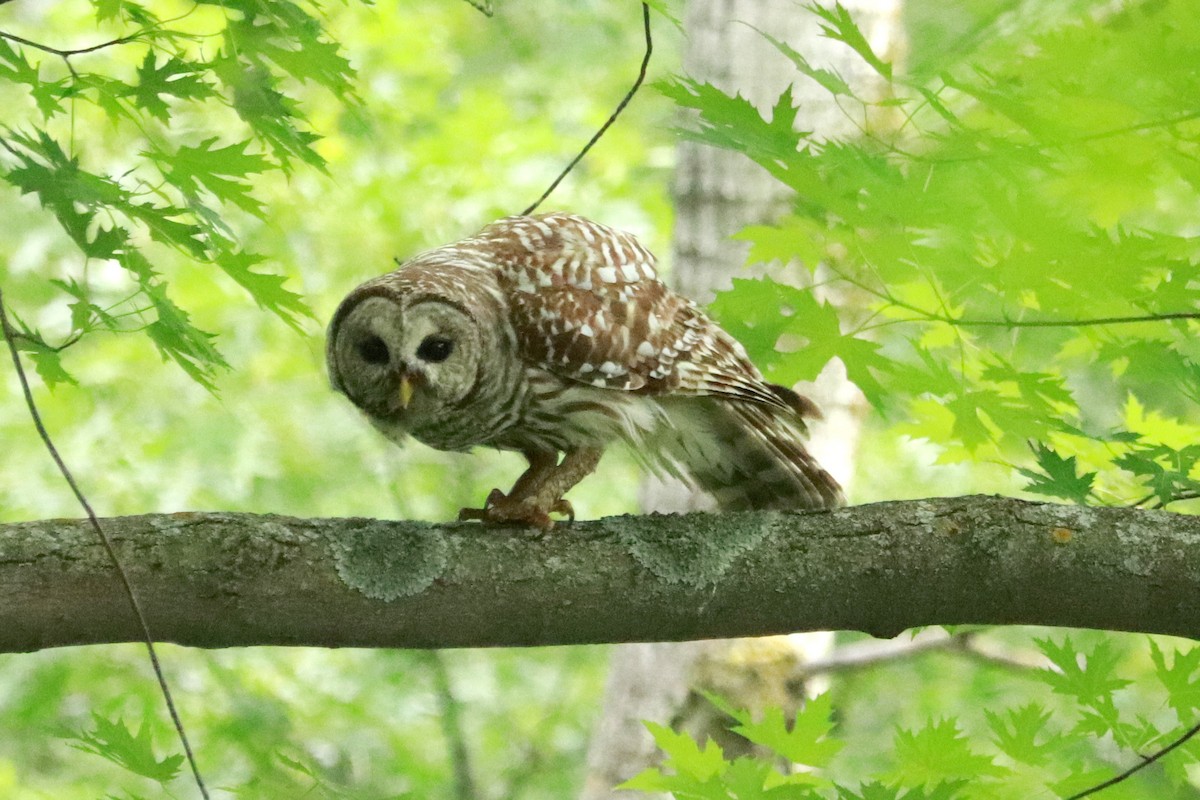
[{"xmin": 398, "ymin": 374, "xmax": 415, "ymax": 409}]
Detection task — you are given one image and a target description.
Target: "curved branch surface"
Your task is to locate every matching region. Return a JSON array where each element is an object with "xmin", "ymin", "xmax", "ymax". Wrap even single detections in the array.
[{"xmin": 2, "ymin": 495, "xmax": 1197, "ymax": 653}]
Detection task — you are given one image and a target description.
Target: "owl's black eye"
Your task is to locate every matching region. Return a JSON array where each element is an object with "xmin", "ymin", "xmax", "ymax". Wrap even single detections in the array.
[
  {"xmin": 416, "ymin": 335, "xmax": 455, "ymax": 363},
  {"xmin": 357, "ymin": 335, "xmax": 390, "ymax": 365}
]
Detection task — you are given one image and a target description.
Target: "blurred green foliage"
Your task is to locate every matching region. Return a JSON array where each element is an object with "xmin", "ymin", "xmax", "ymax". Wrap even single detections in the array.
[
  {"xmin": 0, "ymin": 0, "xmax": 672, "ymax": 796},
  {"xmin": 631, "ymin": 631, "xmax": 1200, "ymax": 799},
  {"xmin": 682, "ymin": 0, "xmax": 1200, "ymax": 511},
  {"xmin": 2, "ymin": 0, "xmax": 1199, "ymax": 798},
  {"xmin": 634, "ymin": 0, "xmax": 1200, "ymax": 797}
]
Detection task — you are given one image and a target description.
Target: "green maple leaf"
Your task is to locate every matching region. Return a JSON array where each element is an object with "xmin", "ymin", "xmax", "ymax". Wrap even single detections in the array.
[
  {"xmin": 889, "ymin": 346, "xmax": 963, "ymax": 399},
  {"xmin": 1114, "ymin": 443, "xmax": 1200, "ymax": 507},
  {"xmin": 980, "ymin": 359, "xmax": 1075, "ymax": 413},
  {"xmin": 122, "ymin": 201, "xmax": 206, "ymax": 257},
  {"xmin": 757, "ymin": 28, "xmax": 854, "ymax": 97},
  {"xmin": 705, "ymin": 691, "xmax": 843, "ymax": 769},
  {"xmin": 224, "ymin": 0, "xmax": 355, "ymax": 94},
  {"xmin": 891, "ymin": 718, "xmax": 1008, "ymax": 785},
  {"xmin": 65, "ymin": 714, "xmax": 184, "ymax": 784},
  {"xmin": 51, "ymin": 278, "xmax": 120, "ymax": 333},
  {"xmin": 657, "ymin": 78, "xmax": 804, "ymax": 165},
  {"xmin": 214, "ymin": 56, "xmax": 325, "ymax": 172},
  {"xmin": 143, "ymin": 282, "xmax": 229, "ymax": 390},
  {"xmin": 68, "ymin": 73, "xmax": 137, "ymax": 123},
  {"xmin": 133, "ymin": 52, "xmax": 216, "ymax": 121},
  {"xmin": 646, "ymin": 721, "xmax": 728, "ymax": 782},
  {"xmin": 725, "ymin": 756, "xmax": 825, "ymax": 797},
  {"xmin": 944, "ymin": 392, "xmax": 999, "ymax": 450},
  {"xmin": 0, "ymin": 39, "xmax": 38, "ymax": 86},
  {"xmin": 1036, "ymin": 637, "xmax": 1131, "ymax": 710},
  {"xmin": 709, "ymin": 277, "xmax": 891, "ymax": 407},
  {"xmin": 133, "ymin": 52, "xmax": 216, "ymax": 122},
  {"xmin": 734, "ymin": 217, "xmax": 829, "ymax": 272},
  {"xmin": 148, "ymin": 137, "xmax": 270, "ymax": 216},
  {"xmin": 806, "ymin": 2, "xmax": 893, "ymax": 80},
  {"xmin": 215, "ymin": 248, "xmax": 312, "ymax": 328},
  {"xmin": 2, "ymin": 131, "xmax": 136, "ymax": 252},
  {"xmin": 984, "ymin": 703, "xmax": 1063, "ymax": 767},
  {"xmin": 1018, "ymin": 441, "xmax": 1095, "ymax": 504},
  {"xmin": 4, "ymin": 130, "xmax": 128, "ymax": 206},
  {"xmin": 1150, "ymin": 640, "xmax": 1200, "ymax": 723},
  {"xmin": 118, "ymin": 249, "xmax": 159, "ymax": 282},
  {"xmin": 619, "ymin": 723, "xmax": 731, "ymax": 799},
  {"xmin": 93, "ymin": 0, "xmax": 159, "ymax": 26},
  {"xmin": 1050, "ymin": 769, "xmax": 1138, "ymax": 800},
  {"xmin": 836, "ymin": 782, "xmax": 968, "ymax": 800},
  {"xmin": 9, "ymin": 319, "xmax": 78, "ymax": 387},
  {"xmin": 259, "ymin": 36, "xmax": 356, "ymax": 97},
  {"xmin": 0, "ymin": 40, "xmax": 67, "ymax": 118}
]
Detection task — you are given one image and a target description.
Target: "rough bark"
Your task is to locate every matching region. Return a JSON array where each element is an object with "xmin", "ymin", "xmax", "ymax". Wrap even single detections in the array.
[{"xmin": 2, "ymin": 496, "xmax": 1198, "ymax": 653}]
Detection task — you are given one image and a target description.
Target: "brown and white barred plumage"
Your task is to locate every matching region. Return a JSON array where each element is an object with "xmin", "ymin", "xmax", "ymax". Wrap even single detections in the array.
[{"xmin": 327, "ymin": 213, "xmax": 843, "ymax": 528}]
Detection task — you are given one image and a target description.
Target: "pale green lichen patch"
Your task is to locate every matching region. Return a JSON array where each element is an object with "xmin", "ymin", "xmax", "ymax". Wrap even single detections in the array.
[
  {"xmin": 330, "ymin": 521, "xmax": 449, "ymax": 601},
  {"xmin": 611, "ymin": 512, "xmax": 772, "ymax": 590}
]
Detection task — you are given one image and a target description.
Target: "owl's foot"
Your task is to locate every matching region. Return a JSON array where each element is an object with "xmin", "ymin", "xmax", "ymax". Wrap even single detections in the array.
[
  {"xmin": 457, "ymin": 489, "xmax": 573, "ymax": 531},
  {"xmin": 457, "ymin": 448, "xmax": 599, "ymax": 530}
]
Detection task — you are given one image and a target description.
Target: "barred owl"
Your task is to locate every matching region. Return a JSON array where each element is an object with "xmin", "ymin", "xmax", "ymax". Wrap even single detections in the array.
[{"xmin": 327, "ymin": 213, "xmax": 843, "ymax": 529}]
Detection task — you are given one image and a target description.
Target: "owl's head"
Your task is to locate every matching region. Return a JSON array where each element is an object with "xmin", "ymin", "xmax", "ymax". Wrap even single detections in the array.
[{"xmin": 327, "ymin": 289, "xmax": 482, "ymax": 426}]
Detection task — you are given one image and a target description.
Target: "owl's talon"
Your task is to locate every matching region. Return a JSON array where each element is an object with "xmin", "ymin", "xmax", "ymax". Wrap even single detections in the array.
[
  {"xmin": 458, "ymin": 489, "xmax": 558, "ymax": 530},
  {"xmin": 458, "ymin": 488, "xmax": 510, "ymax": 521},
  {"xmin": 551, "ymin": 498, "xmax": 575, "ymax": 522},
  {"xmin": 479, "ymin": 504, "xmax": 554, "ymax": 530}
]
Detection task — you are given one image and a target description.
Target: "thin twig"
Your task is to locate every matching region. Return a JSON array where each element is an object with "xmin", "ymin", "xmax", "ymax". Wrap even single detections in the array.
[
  {"xmin": 1128, "ymin": 489, "xmax": 1200, "ymax": 510},
  {"xmin": 809, "ymin": 257, "xmax": 1200, "ymax": 336},
  {"xmin": 793, "ymin": 629, "xmax": 959, "ymax": 679},
  {"xmin": 0, "ymin": 286, "xmax": 210, "ymax": 800},
  {"xmin": 519, "ymin": 2, "xmax": 652, "ymax": 216},
  {"xmin": 0, "ymin": 28, "xmax": 144, "ymax": 58},
  {"xmin": 9, "ymin": 328, "xmax": 85, "ymax": 352},
  {"xmin": 794, "ymin": 629, "xmax": 1055, "ymax": 681},
  {"xmin": 950, "ymin": 634, "xmax": 1059, "ymax": 674},
  {"xmin": 1064, "ymin": 720, "xmax": 1200, "ymax": 800},
  {"xmin": 868, "ymin": 283, "xmax": 1200, "ymax": 330},
  {"xmin": 943, "ymin": 311, "xmax": 1200, "ymax": 329},
  {"xmin": 425, "ymin": 652, "xmax": 478, "ymax": 800}
]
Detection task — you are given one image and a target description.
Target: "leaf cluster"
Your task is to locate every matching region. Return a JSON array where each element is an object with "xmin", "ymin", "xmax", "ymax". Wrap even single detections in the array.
[
  {"xmin": 622, "ymin": 692, "xmax": 844, "ymax": 799},
  {"xmin": 0, "ymin": 0, "xmax": 361, "ymax": 387},
  {"xmin": 627, "ymin": 635, "xmax": 1200, "ymax": 799},
  {"xmin": 665, "ymin": 0, "xmax": 1200, "ymax": 507},
  {"xmin": 0, "ymin": 1, "xmax": 673, "ymax": 788}
]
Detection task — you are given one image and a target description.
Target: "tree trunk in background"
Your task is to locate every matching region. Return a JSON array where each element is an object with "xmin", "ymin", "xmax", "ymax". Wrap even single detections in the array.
[{"xmin": 580, "ymin": 2, "xmax": 902, "ymax": 797}]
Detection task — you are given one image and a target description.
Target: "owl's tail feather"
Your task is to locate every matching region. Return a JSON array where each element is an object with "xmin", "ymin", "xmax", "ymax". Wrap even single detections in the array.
[{"xmin": 655, "ymin": 395, "xmax": 845, "ymax": 511}]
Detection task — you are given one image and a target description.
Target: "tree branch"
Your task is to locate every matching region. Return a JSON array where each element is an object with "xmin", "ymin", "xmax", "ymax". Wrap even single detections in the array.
[
  {"xmin": 792, "ymin": 629, "xmax": 1056, "ymax": 682},
  {"xmin": 0, "ymin": 29, "xmax": 145, "ymax": 58},
  {"xmin": 2, "ymin": 495, "xmax": 1199, "ymax": 653}
]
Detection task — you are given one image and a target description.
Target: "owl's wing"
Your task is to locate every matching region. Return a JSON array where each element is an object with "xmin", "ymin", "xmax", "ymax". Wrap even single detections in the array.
[{"xmin": 483, "ymin": 213, "xmax": 793, "ymax": 411}]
